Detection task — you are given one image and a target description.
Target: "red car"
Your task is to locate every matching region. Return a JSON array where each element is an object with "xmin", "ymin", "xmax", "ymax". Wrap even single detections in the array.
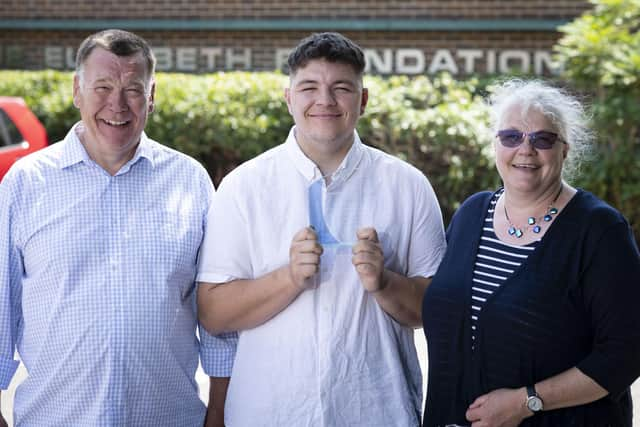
[{"xmin": 0, "ymin": 97, "xmax": 48, "ymax": 180}]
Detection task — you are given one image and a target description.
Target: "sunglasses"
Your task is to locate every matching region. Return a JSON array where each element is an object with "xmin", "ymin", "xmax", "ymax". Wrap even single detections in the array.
[{"xmin": 496, "ymin": 129, "xmax": 563, "ymax": 150}]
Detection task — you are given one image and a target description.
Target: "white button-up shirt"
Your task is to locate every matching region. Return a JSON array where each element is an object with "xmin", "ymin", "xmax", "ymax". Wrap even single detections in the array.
[{"xmin": 197, "ymin": 128, "xmax": 446, "ymax": 426}]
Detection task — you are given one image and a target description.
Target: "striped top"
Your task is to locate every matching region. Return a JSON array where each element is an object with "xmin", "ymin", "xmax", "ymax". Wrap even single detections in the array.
[{"xmin": 470, "ymin": 190, "xmax": 539, "ymax": 348}]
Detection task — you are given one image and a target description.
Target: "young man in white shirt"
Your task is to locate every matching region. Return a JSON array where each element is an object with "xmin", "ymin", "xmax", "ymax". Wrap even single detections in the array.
[{"xmin": 197, "ymin": 32, "xmax": 446, "ymax": 426}]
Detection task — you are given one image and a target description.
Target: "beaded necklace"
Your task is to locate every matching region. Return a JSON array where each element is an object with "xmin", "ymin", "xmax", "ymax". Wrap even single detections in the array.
[{"xmin": 503, "ymin": 185, "xmax": 563, "ymax": 238}]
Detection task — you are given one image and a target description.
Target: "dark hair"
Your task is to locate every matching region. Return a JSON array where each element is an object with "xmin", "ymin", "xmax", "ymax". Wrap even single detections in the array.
[
  {"xmin": 287, "ymin": 32, "xmax": 365, "ymax": 76},
  {"xmin": 75, "ymin": 29, "xmax": 156, "ymax": 77}
]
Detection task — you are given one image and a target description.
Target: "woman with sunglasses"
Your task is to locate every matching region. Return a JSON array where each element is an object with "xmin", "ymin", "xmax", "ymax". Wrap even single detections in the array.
[{"xmin": 421, "ymin": 79, "xmax": 640, "ymax": 427}]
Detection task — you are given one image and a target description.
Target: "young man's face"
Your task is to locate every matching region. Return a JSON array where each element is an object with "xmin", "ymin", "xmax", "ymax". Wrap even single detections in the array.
[
  {"xmin": 73, "ymin": 47, "xmax": 155, "ymax": 163},
  {"xmin": 285, "ymin": 58, "xmax": 368, "ymax": 158}
]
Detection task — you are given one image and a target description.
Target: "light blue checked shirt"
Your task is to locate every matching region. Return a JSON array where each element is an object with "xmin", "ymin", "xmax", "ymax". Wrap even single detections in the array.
[{"xmin": 0, "ymin": 123, "xmax": 236, "ymax": 426}]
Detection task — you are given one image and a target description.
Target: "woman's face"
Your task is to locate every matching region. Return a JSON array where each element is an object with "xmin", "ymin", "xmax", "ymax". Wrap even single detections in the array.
[{"xmin": 495, "ymin": 106, "xmax": 568, "ymax": 196}]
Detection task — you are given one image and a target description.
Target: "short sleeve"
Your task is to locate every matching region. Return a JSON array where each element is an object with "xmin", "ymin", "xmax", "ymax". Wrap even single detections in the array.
[
  {"xmin": 0, "ymin": 173, "xmax": 23, "ymax": 388},
  {"xmin": 406, "ymin": 173, "xmax": 447, "ymax": 279},
  {"xmin": 197, "ymin": 172, "xmax": 253, "ymax": 284},
  {"xmin": 198, "ymin": 326, "xmax": 238, "ymax": 377}
]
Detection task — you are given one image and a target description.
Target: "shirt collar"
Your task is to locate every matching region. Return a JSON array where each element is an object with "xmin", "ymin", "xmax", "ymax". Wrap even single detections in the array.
[
  {"xmin": 284, "ymin": 126, "xmax": 365, "ymax": 185},
  {"xmin": 58, "ymin": 121, "xmax": 155, "ymax": 171}
]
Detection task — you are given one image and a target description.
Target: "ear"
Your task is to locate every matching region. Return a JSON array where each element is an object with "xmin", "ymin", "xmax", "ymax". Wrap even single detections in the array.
[
  {"xmin": 284, "ymin": 87, "xmax": 294, "ymax": 116},
  {"xmin": 72, "ymin": 74, "xmax": 80, "ymax": 108},
  {"xmin": 148, "ymin": 80, "xmax": 156, "ymax": 114},
  {"xmin": 360, "ymin": 87, "xmax": 369, "ymax": 115},
  {"xmin": 562, "ymin": 142, "xmax": 569, "ymax": 159}
]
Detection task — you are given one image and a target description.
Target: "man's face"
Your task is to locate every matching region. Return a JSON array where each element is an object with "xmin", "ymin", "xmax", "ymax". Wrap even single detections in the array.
[
  {"xmin": 285, "ymin": 58, "xmax": 368, "ymax": 157},
  {"xmin": 73, "ymin": 47, "xmax": 154, "ymax": 162}
]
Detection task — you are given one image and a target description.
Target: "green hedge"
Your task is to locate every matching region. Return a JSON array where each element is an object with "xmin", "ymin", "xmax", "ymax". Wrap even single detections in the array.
[
  {"xmin": 360, "ymin": 73, "xmax": 499, "ymax": 221},
  {"xmin": 0, "ymin": 70, "xmax": 78, "ymax": 144},
  {"xmin": 1, "ymin": 70, "xmax": 637, "ymax": 242},
  {"xmin": 555, "ymin": 0, "xmax": 640, "ymax": 245},
  {"xmin": 0, "ymin": 70, "xmax": 499, "ymax": 226},
  {"xmin": 151, "ymin": 72, "xmax": 293, "ymax": 183}
]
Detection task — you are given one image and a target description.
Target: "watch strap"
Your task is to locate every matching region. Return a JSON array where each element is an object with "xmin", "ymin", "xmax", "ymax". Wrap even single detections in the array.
[
  {"xmin": 526, "ymin": 384, "xmax": 543, "ymax": 412},
  {"xmin": 526, "ymin": 384, "xmax": 537, "ymax": 398}
]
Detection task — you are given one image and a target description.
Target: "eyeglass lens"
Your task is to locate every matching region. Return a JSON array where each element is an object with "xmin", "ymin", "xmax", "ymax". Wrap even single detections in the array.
[{"xmin": 497, "ymin": 130, "xmax": 558, "ymax": 150}]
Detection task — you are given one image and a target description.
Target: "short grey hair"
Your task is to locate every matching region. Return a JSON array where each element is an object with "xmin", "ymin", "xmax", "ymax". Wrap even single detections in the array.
[
  {"xmin": 488, "ymin": 79, "xmax": 594, "ymax": 182},
  {"xmin": 75, "ymin": 29, "xmax": 156, "ymax": 92}
]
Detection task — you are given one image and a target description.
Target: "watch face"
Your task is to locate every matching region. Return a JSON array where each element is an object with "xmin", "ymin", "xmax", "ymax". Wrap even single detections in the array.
[{"xmin": 527, "ymin": 396, "xmax": 543, "ymax": 412}]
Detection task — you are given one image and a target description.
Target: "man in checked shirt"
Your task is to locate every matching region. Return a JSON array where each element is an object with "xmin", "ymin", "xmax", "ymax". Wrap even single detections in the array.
[{"xmin": 0, "ymin": 29, "xmax": 229, "ymax": 426}]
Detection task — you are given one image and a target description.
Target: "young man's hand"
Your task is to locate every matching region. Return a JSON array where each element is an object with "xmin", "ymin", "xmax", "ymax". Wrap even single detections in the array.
[
  {"xmin": 288, "ymin": 227, "xmax": 323, "ymax": 289},
  {"xmin": 352, "ymin": 227, "xmax": 386, "ymax": 293}
]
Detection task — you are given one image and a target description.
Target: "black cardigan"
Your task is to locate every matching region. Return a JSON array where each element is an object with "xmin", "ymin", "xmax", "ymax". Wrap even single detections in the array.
[{"xmin": 422, "ymin": 189, "xmax": 640, "ymax": 427}]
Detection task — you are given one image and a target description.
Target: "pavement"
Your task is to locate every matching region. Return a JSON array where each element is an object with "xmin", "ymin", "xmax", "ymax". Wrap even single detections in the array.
[{"xmin": 3, "ymin": 330, "xmax": 640, "ymax": 426}]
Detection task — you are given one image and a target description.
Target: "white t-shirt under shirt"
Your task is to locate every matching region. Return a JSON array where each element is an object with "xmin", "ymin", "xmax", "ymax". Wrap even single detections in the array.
[{"xmin": 197, "ymin": 127, "xmax": 446, "ymax": 426}]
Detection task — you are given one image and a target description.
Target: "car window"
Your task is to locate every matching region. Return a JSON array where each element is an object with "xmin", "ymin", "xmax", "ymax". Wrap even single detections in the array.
[{"xmin": 0, "ymin": 108, "xmax": 25, "ymax": 148}]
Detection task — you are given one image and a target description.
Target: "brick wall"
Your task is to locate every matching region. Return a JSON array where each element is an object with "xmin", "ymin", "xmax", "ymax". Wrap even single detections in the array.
[
  {"xmin": 0, "ymin": 29, "xmax": 563, "ymax": 74},
  {"xmin": 0, "ymin": 1, "xmax": 592, "ymax": 74},
  {"xmin": 0, "ymin": 0, "xmax": 591, "ymax": 19}
]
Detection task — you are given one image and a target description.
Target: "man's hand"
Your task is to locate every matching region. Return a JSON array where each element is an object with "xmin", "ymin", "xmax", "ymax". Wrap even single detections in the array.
[
  {"xmin": 352, "ymin": 227, "xmax": 385, "ymax": 292},
  {"xmin": 288, "ymin": 227, "xmax": 322, "ymax": 289},
  {"xmin": 465, "ymin": 387, "xmax": 531, "ymax": 427}
]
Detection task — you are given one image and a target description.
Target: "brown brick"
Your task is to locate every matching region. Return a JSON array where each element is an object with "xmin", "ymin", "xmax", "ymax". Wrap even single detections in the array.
[{"xmin": 0, "ymin": 1, "xmax": 591, "ymax": 75}]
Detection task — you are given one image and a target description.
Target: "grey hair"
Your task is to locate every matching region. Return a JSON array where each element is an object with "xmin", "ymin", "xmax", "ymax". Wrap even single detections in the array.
[
  {"xmin": 487, "ymin": 79, "xmax": 594, "ymax": 182},
  {"xmin": 76, "ymin": 29, "xmax": 155, "ymax": 94}
]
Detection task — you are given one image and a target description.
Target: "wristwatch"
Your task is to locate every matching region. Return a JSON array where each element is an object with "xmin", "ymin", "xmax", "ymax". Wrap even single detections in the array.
[{"xmin": 526, "ymin": 385, "xmax": 544, "ymax": 412}]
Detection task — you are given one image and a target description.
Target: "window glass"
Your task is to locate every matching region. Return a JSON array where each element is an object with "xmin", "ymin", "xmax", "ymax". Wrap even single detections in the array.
[{"xmin": 0, "ymin": 108, "xmax": 25, "ymax": 148}]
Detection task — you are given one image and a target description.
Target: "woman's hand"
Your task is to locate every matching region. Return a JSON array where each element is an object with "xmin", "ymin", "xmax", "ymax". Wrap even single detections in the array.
[{"xmin": 465, "ymin": 387, "xmax": 532, "ymax": 427}]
